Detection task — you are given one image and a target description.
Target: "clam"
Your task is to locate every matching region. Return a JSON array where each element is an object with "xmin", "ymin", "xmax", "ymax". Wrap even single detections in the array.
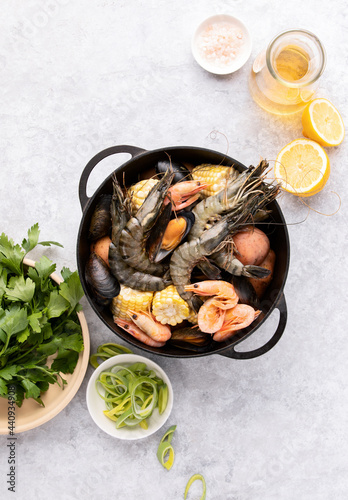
[
  {"xmin": 155, "ymin": 160, "xmax": 192, "ymax": 184},
  {"xmin": 88, "ymin": 194, "xmax": 112, "ymax": 241},
  {"xmin": 85, "ymin": 252, "xmax": 120, "ymax": 306},
  {"xmin": 148, "ymin": 208, "xmax": 195, "ymax": 263}
]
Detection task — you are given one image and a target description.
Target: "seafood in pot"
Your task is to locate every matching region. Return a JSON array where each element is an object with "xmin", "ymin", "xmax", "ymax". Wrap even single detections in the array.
[{"xmin": 84, "ymin": 156, "xmax": 280, "ymax": 350}]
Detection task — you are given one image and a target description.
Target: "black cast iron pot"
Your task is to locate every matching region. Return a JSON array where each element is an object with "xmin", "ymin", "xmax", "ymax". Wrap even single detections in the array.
[{"xmin": 77, "ymin": 145, "xmax": 289, "ymax": 359}]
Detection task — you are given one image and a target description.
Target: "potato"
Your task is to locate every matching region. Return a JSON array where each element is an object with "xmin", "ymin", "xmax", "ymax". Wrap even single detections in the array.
[
  {"xmin": 232, "ymin": 226, "xmax": 270, "ymax": 266},
  {"xmin": 90, "ymin": 235, "xmax": 112, "ymax": 266},
  {"xmin": 248, "ymin": 249, "xmax": 276, "ymax": 298}
]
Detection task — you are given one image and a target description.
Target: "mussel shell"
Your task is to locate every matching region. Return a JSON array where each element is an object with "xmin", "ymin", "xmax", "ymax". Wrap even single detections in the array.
[
  {"xmin": 155, "ymin": 160, "xmax": 192, "ymax": 183},
  {"xmin": 230, "ymin": 275, "xmax": 260, "ymax": 309},
  {"xmin": 168, "ymin": 326, "xmax": 212, "ymax": 352},
  {"xmin": 148, "ymin": 209, "xmax": 195, "ymax": 263},
  {"xmin": 88, "ymin": 194, "xmax": 112, "ymax": 241},
  {"xmin": 85, "ymin": 252, "xmax": 120, "ymax": 306}
]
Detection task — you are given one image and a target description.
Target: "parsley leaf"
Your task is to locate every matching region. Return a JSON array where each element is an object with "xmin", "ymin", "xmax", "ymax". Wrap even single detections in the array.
[
  {"xmin": 46, "ymin": 289, "xmax": 69, "ymax": 318},
  {"xmin": 0, "ymin": 365, "xmax": 17, "ymax": 380},
  {"xmin": 21, "ymin": 223, "xmax": 40, "ymax": 254},
  {"xmin": 21, "ymin": 378, "xmax": 41, "ymax": 400},
  {"xmin": 0, "ymin": 305, "xmax": 28, "ymax": 355},
  {"xmin": 28, "ymin": 311, "xmax": 43, "ymax": 333},
  {"xmin": 59, "ymin": 271, "xmax": 84, "ymax": 314},
  {"xmin": 5, "ymin": 275, "xmax": 35, "ymax": 303},
  {"xmin": 0, "ymin": 233, "xmax": 24, "ymax": 275},
  {"xmin": 34, "ymin": 255, "xmax": 57, "ymax": 283}
]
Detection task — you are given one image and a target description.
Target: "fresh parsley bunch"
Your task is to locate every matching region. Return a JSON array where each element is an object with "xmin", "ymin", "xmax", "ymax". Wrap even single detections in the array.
[{"xmin": 0, "ymin": 224, "xmax": 85, "ymax": 407}]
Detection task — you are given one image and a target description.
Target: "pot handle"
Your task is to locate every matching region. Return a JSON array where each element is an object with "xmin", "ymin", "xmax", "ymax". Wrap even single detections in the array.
[
  {"xmin": 219, "ymin": 294, "xmax": 287, "ymax": 360},
  {"xmin": 78, "ymin": 145, "xmax": 146, "ymax": 211}
]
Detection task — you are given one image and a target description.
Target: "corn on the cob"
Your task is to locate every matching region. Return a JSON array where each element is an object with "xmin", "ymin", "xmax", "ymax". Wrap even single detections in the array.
[
  {"xmin": 128, "ymin": 178, "xmax": 159, "ymax": 211},
  {"xmin": 152, "ymin": 285, "xmax": 190, "ymax": 326},
  {"xmin": 110, "ymin": 285, "xmax": 153, "ymax": 320},
  {"xmin": 191, "ymin": 164, "xmax": 238, "ymax": 197}
]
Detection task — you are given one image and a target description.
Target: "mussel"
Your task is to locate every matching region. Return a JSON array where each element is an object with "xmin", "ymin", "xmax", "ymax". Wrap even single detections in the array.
[
  {"xmin": 169, "ymin": 326, "xmax": 212, "ymax": 352},
  {"xmin": 85, "ymin": 252, "xmax": 120, "ymax": 306},
  {"xmin": 230, "ymin": 275, "xmax": 260, "ymax": 310},
  {"xmin": 155, "ymin": 160, "xmax": 192, "ymax": 184},
  {"xmin": 88, "ymin": 194, "xmax": 112, "ymax": 241},
  {"xmin": 148, "ymin": 207, "xmax": 195, "ymax": 263}
]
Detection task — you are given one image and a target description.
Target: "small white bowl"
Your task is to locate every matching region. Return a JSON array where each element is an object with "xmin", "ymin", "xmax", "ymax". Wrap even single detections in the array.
[
  {"xmin": 86, "ymin": 354, "xmax": 173, "ymax": 440},
  {"xmin": 191, "ymin": 14, "xmax": 252, "ymax": 75}
]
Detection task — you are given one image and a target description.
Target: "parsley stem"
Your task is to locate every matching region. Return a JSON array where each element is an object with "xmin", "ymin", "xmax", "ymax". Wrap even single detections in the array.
[{"xmin": 9, "ymin": 344, "xmax": 38, "ymax": 364}]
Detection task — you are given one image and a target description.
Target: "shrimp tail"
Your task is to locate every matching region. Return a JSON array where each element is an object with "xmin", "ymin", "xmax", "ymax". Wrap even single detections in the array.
[{"xmin": 242, "ymin": 266, "xmax": 271, "ymax": 279}]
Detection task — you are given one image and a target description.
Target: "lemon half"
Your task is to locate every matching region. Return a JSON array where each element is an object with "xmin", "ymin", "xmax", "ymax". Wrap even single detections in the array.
[
  {"xmin": 275, "ymin": 138, "xmax": 330, "ymax": 197},
  {"xmin": 302, "ymin": 98, "xmax": 345, "ymax": 147}
]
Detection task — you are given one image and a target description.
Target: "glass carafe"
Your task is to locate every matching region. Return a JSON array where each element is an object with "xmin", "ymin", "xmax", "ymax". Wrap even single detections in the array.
[{"xmin": 249, "ymin": 29, "xmax": 326, "ymax": 115}]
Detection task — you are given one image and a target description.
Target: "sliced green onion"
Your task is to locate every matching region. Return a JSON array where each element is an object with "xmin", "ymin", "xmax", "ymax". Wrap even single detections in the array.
[
  {"xmin": 184, "ymin": 474, "xmax": 206, "ymax": 500},
  {"xmin": 95, "ymin": 361, "xmax": 168, "ymax": 430},
  {"xmin": 157, "ymin": 425, "xmax": 176, "ymax": 470},
  {"xmin": 89, "ymin": 343, "xmax": 133, "ymax": 368}
]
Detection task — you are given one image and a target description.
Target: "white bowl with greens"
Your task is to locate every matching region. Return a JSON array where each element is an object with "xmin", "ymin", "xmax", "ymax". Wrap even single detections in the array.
[{"xmin": 86, "ymin": 354, "xmax": 173, "ymax": 440}]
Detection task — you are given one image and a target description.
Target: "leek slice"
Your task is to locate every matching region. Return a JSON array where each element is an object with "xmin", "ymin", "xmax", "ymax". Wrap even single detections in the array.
[
  {"xmin": 184, "ymin": 474, "xmax": 206, "ymax": 500},
  {"xmin": 157, "ymin": 425, "xmax": 176, "ymax": 470},
  {"xmin": 89, "ymin": 343, "xmax": 133, "ymax": 368}
]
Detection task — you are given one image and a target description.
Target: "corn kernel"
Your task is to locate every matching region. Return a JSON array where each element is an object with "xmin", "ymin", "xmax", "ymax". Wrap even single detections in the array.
[
  {"xmin": 110, "ymin": 285, "xmax": 153, "ymax": 320},
  {"xmin": 152, "ymin": 285, "xmax": 190, "ymax": 326},
  {"xmin": 128, "ymin": 178, "xmax": 159, "ymax": 211},
  {"xmin": 191, "ymin": 164, "xmax": 238, "ymax": 196}
]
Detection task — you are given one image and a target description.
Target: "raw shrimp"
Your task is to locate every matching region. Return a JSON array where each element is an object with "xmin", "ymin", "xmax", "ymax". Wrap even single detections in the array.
[
  {"xmin": 212, "ymin": 304, "xmax": 261, "ymax": 342},
  {"xmin": 119, "ymin": 217, "xmax": 169, "ymax": 276},
  {"xmin": 127, "ymin": 310, "xmax": 171, "ymax": 342},
  {"xmin": 109, "ymin": 243, "xmax": 171, "ymax": 291},
  {"xmin": 184, "ymin": 280, "xmax": 239, "ymax": 310},
  {"xmin": 188, "ymin": 160, "xmax": 272, "ymax": 241},
  {"xmin": 211, "ymin": 247, "xmax": 271, "ymax": 279},
  {"xmin": 166, "ymin": 180, "xmax": 209, "ymax": 211},
  {"xmin": 118, "ymin": 169, "xmax": 174, "ymax": 275},
  {"xmin": 114, "ymin": 318, "xmax": 166, "ymax": 347},
  {"xmin": 109, "ymin": 176, "xmax": 171, "ymax": 291}
]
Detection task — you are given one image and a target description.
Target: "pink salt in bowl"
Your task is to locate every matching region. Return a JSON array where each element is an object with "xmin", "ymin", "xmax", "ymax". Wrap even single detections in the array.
[{"xmin": 191, "ymin": 14, "xmax": 252, "ymax": 75}]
